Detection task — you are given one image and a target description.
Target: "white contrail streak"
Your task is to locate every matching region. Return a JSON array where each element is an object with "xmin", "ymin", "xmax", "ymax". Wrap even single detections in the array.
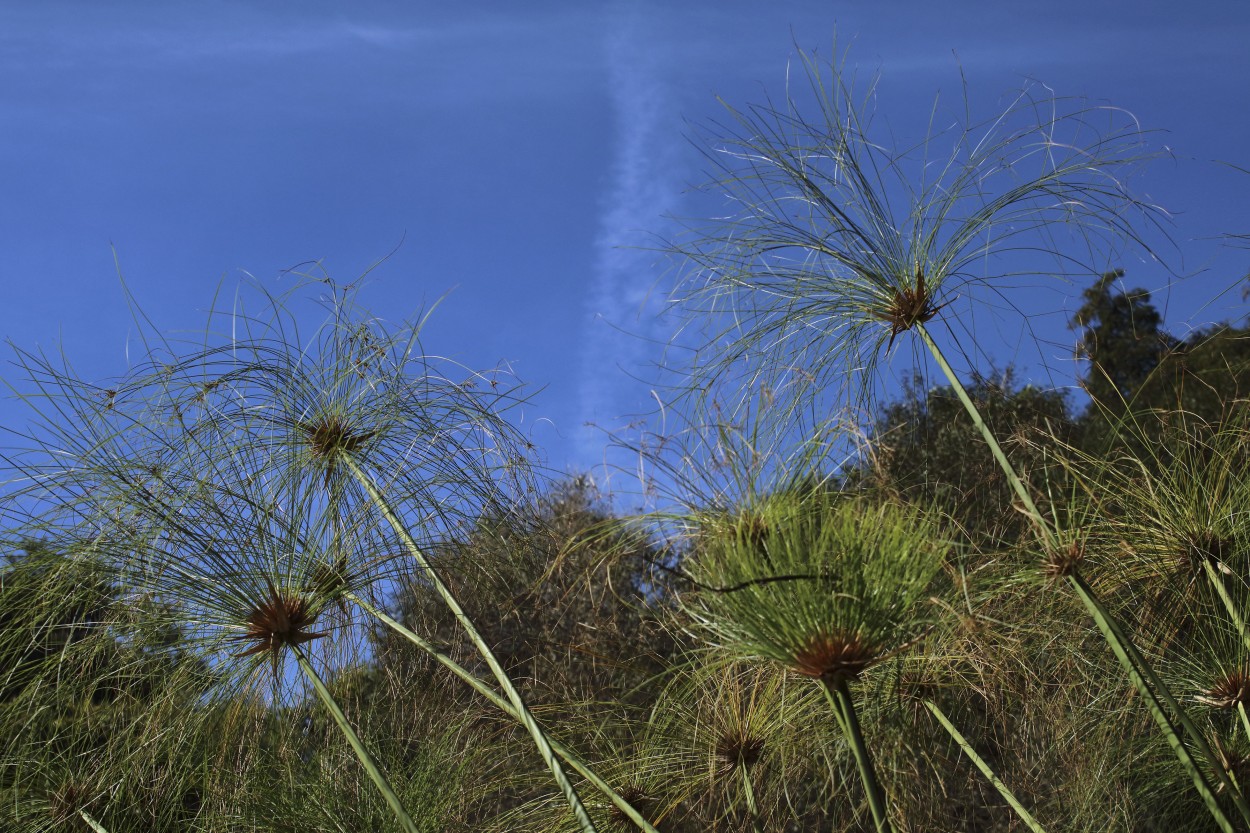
[{"xmin": 576, "ymin": 8, "xmax": 684, "ymax": 472}]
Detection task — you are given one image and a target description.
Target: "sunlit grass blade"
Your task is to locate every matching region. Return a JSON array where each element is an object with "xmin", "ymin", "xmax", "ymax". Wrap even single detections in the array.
[{"xmin": 78, "ymin": 810, "xmax": 110, "ymax": 833}]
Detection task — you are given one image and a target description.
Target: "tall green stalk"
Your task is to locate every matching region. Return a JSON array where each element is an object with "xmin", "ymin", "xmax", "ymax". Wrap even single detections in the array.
[
  {"xmin": 349, "ymin": 592, "xmax": 661, "ymax": 833},
  {"xmin": 1204, "ymin": 559, "xmax": 1250, "ymax": 653},
  {"xmin": 343, "ymin": 456, "xmax": 599, "ymax": 833},
  {"xmin": 822, "ymin": 678, "xmax": 893, "ymax": 833},
  {"xmin": 78, "ymin": 810, "xmax": 109, "ymax": 833},
  {"xmin": 923, "ymin": 700, "xmax": 1047, "ymax": 833},
  {"xmin": 294, "ymin": 647, "xmax": 420, "ymax": 833},
  {"xmin": 1068, "ymin": 574, "xmax": 1245, "ymax": 826},
  {"xmin": 915, "ymin": 325, "xmax": 1053, "ymax": 547},
  {"xmin": 739, "ymin": 763, "xmax": 763, "ymax": 833},
  {"xmin": 915, "ymin": 322, "xmax": 1249, "ymax": 831}
]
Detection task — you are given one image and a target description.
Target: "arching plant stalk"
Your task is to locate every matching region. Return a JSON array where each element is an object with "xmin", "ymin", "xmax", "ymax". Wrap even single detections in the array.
[
  {"xmin": 1204, "ymin": 559, "xmax": 1250, "ymax": 653},
  {"xmin": 916, "ymin": 322, "xmax": 1245, "ymax": 831},
  {"xmin": 914, "ymin": 324, "xmax": 1053, "ymax": 546},
  {"xmin": 349, "ymin": 591, "xmax": 660, "ymax": 833},
  {"xmin": 294, "ymin": 646, "xmax": 421, "ymax": 833},
  {"xmin": 343, "ymin": 455, "xmax": 599, "ymax": 833},
  {"xmin": 823, "ymin": 677, "xmax": 893, "ymax": 833},
  {"xmin": 1069, "ymin": 573, "xmax": 1245, "ymax": 829},
  {"xmin": 922, "ymin": 699, "xmax": 1047, "ymax": 833}
]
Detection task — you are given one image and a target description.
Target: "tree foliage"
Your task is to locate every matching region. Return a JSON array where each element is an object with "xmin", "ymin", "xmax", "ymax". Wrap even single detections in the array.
[
  {"xmin": 1073, "ymin": 270, "xmax": 1250, "ymax": 455},
  {"xmin": 866, "ymin": 371, "xmax": 1073, "ymax": 546},
  {"xmin": 1071, "ymin": 268, "xmax": 1175, "ymax": 409}
]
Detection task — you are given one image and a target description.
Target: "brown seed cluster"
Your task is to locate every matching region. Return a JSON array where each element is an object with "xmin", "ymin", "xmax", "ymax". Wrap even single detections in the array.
[
  {"xmin": 790, "ymin": 629, "xmax": 879, "ymax": 682},
  {"xmin": 1196, "ymin": 669, "xmax": 1250, "ymax": 710},
  {"xmin": 608, "ymin": 783, "xmax": 653, "ymax": 829},
  {"xmin": 230, "ymin": 583, "xmax": 328, "ymax": 669},
  {"xmin": 739, "ymin": 513, "xmax": 773, "ymax": 562},
  {"xmin": 714, "ymin": 727, "xmax": 766, "ymax": 776},
  {"xmin": 874, "ymin": 266, "xmax": 946, "ymax": 351},
  {"xmin": 1182, "ymin": 531, "xmax": 1232, "ymax": 574},
  {"xmin": 896, "ymin": 671, "xmax": 939, "ymax": 719},
  {"xmin": 301, "ymin": 416, "xmax": 371, "ymax": 459},
  {"xmin": 47, "ymin": 781, "xmax": 95, "ymax": 828},
  {"xmin": 306, "ymin": 557, "xmax": 349, "ymax": 599},
  {"xmin": 1043, "ymin": 539, "xmax": 1086, "ymax": 581}
]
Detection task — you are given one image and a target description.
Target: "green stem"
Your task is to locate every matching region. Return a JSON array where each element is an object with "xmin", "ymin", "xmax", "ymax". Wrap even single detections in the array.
[
  {"xmin": 1240, "ymin": 703, "xmax": 1250, "ymax": 747},
  {"xmin": 915, "ymin": 323, "xmax": 1054, "ymax": 547},
  {"xmin": 342, "ymin": 456, "xmax": 598, "ymax": 833},
  {"xmin": 294, "ymin": 647, "xmax": 420, "ymax": 833},
  {"xmin": 915, "ymin": 323, "xmax": 1250, "ymax": 830},
  {"xmin": 1067, "ymin": 574, "xmax": 1241, "ymax": 832},
  {"xmin": 78, "ymin": 811, "xmax": 109, "ymax": 833},
  {"xmin": 739, "ymin": 763, "xmax": 763, "ymax": 833},
  {"xmin": 825, "ymin": 676, "xmax": 853, "ymax": 738},
  {"xmin": 923, "ymin": 700, "xmax": 1047, "ymax": 833},
  {"xmin": 348, "ymin": 592, "xmax": 661, "ymax": 833},
  {"xmin": 822, "ymin": 678, "xmax": 893, "ymax": 833},
  {"xmin": 1204, "ymin": 559, "xmax": 1250, "ymax": 654}
]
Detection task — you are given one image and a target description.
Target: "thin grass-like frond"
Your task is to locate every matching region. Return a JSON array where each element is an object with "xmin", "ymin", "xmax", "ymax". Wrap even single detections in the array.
[{"xmin": 668, "ymin": 44, "xmax": 1166, "ymax": 427}]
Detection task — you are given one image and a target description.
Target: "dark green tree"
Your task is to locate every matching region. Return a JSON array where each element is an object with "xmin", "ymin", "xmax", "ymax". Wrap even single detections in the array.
[
  {"xmin": 1134, "ymin": 324, "xmax": 1250, "ymax": 421},
  {"xmin": 383, "ymin": 476, "xmax": 677, "ymax": 712},
  {"xmin": 1070, "ymin": 269, "xmax": 1175, "ymax": 410},
  {"xmin": 1073, "ymin": 270, "xmax": 1250, "ymax": 456},
  {"xmin": 865, "ymin": 371, "xmax": 1073, "ymax": 548}
]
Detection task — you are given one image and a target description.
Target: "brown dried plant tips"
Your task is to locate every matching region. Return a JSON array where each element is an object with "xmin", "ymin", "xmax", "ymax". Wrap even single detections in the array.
[
  {"xmin": 714, "ymin": 727, "xmax": 766, "ymax": 777},
  {"xmin": 608, "ymin": 784, "xmax": 654, "ymax": 829},
  {"xmin": 230, "ymin": 581, "xmax": 329, "ymax": 670},
  {"xmin": 299, "ymin": 415, "xmax": 374, "ymax": 460},
  {"xmin": 1182, "ymin": 531, "xmax": 1234, "ymax": 574},
  {"xmin": 790, "ymin": 629, "xmax": 879, "ymax": 683},
  {"xmin": 1197, "ymin": 670, "xmax": 1250, "ymax": 710},
  {"xmin": 47, "ymin": 780, "xmax": 97, "ymax": 828},
  {"xmin": 1043, "ymin": 539, "xmax": 1086, "ymax": 581},
  {"xmin": 874, "ymin": 266, "xmax": 947, "ymax": 351}
]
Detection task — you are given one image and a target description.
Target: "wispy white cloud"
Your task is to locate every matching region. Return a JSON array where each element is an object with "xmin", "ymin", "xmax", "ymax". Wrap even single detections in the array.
[
  {"xmin": 575, "ymin": 5, "xmax": 686, "ymax": 474},
  {"xmin": 0, "ymin": 7, "xmax": 603, "ymax": 102}
]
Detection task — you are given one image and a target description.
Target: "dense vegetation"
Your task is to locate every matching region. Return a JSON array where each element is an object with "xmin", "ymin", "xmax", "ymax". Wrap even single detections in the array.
[{"xmin": 3, "ymin": 49, "xmax": 1249, "ymax": 832}]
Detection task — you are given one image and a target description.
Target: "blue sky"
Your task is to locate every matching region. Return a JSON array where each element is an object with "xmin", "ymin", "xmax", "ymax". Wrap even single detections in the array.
[{"xmin": 2, "ymin": 1, "xmax": 1248, "ymax": 486}]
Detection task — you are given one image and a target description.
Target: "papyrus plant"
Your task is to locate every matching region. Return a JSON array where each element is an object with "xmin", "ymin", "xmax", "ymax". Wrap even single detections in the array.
[
  {"xmin": 670, "ymin": 45, "xmax": 1162, "ymax": 428},
  {"xmin": 668, "ymin": 44, "xmax": 1249, "ymax": 831},
  {"xmin": 1, "ymin": 276, "xmax": 636, "ymax": 832},
  {"xmin": 682, "ymin": 490, "xmax": 948, "ymax": 832}
]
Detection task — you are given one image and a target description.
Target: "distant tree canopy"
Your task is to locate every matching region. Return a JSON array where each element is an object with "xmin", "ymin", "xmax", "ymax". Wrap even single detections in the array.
[
  {"xmin": 1071, "ymin": 269, "xmax": 1250, "ymax": 452},
  {"xmin": 865, "ymin": 371, "xmax": 1073, "ymax": 547},
  {"xmin": 1070, "ymin": 268, "xmax": 1176, "ymax": 410},
  {"xmin": 377, "ymin": 476, "xmax": 679, "ymax": 712}
]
